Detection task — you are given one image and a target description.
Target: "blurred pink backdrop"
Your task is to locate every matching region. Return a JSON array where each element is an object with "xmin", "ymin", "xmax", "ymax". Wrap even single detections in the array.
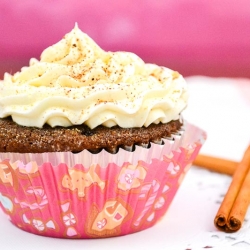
[{"xmin": 1, "ymin": 0, "xmax": 250, "ymax": 78}]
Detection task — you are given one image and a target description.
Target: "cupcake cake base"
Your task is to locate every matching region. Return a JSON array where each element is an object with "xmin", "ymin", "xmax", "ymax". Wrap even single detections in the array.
[{"xmin": 0, "ymin": 117, "xmax": 182, "ymax": 153}]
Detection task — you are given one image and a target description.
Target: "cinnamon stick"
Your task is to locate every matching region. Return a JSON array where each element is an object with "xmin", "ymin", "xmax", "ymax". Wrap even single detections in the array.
[
  {"xmin": 214, "ymin": 145, "xmax": 250, "ymax": 232},
  {"xmin": 193, "ymin": 154, "xmax": 237, "ymax": 175}
]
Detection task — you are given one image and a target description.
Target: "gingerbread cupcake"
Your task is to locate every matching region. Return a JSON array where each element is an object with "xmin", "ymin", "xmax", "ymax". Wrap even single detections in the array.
[{"xmin": 0, "ymin": 24, "xmax": 206, "ymax": 238}]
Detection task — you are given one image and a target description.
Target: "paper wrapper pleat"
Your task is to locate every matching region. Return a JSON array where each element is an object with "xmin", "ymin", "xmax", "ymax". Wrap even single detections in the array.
[{"xmin": 0, "ymin": 122, "xmax": 206, "ymax": 238}]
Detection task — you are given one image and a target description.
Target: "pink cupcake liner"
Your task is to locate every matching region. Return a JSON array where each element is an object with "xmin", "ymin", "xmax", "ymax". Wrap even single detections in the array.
[{"xmin": 0, "ymin": 122, "xmax": 206, "ymax": 238}]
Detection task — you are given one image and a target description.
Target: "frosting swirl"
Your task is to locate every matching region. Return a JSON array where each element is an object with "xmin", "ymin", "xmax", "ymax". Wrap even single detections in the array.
[{"xmin": 0, "ymin": 24, "xmax": 188, "ymax": 129}]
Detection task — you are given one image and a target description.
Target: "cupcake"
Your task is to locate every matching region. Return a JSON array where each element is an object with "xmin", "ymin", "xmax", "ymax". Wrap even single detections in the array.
[{"xmin": 0, "ymin": 24, "xmax": 206, "ymax": 238}]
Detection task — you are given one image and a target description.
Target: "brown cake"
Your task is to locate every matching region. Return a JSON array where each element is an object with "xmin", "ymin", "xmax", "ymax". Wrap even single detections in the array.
[{"xmin": 0, "ymin": 117, "xmax": 182, "ymax": 153}]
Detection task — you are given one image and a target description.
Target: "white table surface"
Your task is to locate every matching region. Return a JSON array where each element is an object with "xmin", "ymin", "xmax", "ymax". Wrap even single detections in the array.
[{"xmin": 1, "ymin": 76, "xmax": 250, "ymax": 250}]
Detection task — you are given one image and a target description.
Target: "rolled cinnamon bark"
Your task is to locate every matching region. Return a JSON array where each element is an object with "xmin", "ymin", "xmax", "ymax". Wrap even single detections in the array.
[
  {"xmin": 226, "ymin": 163, "xmax": 250, "ymax": 231},
  {"xmin": 214, "ymin": 145, "xmax": 250, "ymax": 232},
  {"xmin": 193, "ymin": 154, "xmax": 237, "ymax": 175}
]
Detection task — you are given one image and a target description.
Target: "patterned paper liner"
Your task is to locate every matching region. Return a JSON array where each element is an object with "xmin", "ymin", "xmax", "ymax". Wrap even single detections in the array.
[{"xmin": 0, "ymin": 122, "xmax": 206, "ymax": 239}]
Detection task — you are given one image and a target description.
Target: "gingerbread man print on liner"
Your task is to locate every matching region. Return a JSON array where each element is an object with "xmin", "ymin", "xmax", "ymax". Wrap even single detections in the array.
[{"xmin": 61, "ymin": 164, "xmax": 105, "ymax": 198}]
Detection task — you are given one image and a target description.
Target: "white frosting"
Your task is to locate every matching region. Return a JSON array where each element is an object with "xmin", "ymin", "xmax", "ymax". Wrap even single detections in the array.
[{"xmin": 0, "ymin": 24, "xmax": 188, "ymax": 128}]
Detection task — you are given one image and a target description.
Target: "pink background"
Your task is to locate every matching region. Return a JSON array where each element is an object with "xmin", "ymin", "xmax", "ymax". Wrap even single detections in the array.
[{"xmin": 1, "ymin": 0, "xmax": 250, "ymax": 78}]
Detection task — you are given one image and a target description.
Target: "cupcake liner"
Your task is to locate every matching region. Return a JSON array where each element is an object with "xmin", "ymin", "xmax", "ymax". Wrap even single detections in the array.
[{"xmin": 0, "ymin": 122, "xmax": 206, "ymax": 238}]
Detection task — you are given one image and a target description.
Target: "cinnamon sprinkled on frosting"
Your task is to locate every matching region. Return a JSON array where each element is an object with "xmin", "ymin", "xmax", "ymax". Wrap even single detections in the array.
[{"xmin": 0, "ymin": 24, "xmax": 188, "ymax": 129}]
